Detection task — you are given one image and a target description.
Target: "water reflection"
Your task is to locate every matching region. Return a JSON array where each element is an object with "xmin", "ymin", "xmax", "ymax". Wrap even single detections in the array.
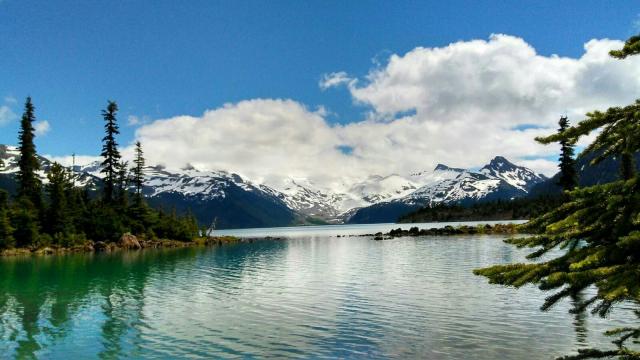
[
  {"xmin": 565, "ymin": 292, "xmax": 589, "ymax": 347},
  {"xmin": 0, "ymin": 249, "xmax": 201, "ymax": 358},
  {"xmin": 0, "ymin": 235, "xmax": 635, "ymax": 359}
]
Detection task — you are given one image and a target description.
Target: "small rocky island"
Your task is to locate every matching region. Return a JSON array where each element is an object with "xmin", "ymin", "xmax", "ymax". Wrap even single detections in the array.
[{"xmin": 367, "ymin": 223, "xmax": 519, "ymax": 240}]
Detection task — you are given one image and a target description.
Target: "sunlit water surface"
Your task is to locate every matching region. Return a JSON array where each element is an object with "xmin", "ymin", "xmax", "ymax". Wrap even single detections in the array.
[{"xmin": 0, "ymin": 221, "xmax": 634, "ymax": 359}]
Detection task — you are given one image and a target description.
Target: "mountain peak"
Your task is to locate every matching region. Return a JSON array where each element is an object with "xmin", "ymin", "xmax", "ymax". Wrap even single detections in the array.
[
  {"xmin": 480, "ymin": 156, "xmax": 545, "ymax": 192},
  {"xmin": 486, "ymin": 156, "xmax": 515, "ymax": 169},
  {"xmin": 433, "ymin": 164, "xmax": 466, "ymax": 172}
]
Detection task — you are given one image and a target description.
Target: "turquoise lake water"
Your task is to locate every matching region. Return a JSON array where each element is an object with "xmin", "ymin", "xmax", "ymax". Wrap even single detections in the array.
[{"xmin": 0, "ymin": 221, "xmax": 633, "ymax": 359}]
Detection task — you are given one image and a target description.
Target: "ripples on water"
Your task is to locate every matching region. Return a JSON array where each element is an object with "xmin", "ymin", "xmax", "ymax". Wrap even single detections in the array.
[{"xmin": 0, "ymin": 224, "xmax": 635, "ymax": 359}]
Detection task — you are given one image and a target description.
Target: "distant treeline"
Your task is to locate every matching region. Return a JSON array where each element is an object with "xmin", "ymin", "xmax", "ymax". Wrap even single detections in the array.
[{"xmin": 397, "ymin": 195, "xmax": 561, "ymax": 223}]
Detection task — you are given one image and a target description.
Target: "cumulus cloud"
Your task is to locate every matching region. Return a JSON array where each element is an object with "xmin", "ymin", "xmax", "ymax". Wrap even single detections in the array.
[
  {"xmin": 344, "ymin": 34, "xmax": 639, "ymax": 124},
  {"xmin": 134, "ymin": 99, "xmax": 356, "ymax": 187},
  {"xmin": 34, "ymin": 120, "xmax": 50, "ymax": 136},
  {"xmin": 0, "ymin": 105, "xmax": 16, "ymax": 126},
  {"xmin": 329, "ymin": 34, "xmax": 640, "ymax": 175},
  {"xmin": 128, "ymin": 35, "xmax": 640, "ymax": 190}
]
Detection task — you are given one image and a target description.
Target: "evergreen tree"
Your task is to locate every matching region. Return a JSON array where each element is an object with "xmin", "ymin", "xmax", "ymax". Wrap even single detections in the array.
[
  {"xmin": 66, "ymin": 186, "xmax": 89, "ymax": 235},
  {"xmin": 45, "ymin": 162, "xmax": 73, "ymax": 237},
  {"xmin": 538, "ymin": 100, "xmax": 640, "ymax": 181},
  {"xmin": 475, "ymin": 35, "xmax": 640, "ymax": 359},
  {"xmin": 556, "ymin": 116, "xmax": 578, "ymax": 191},
  {"xmin": 11, "ymin": 197, "xmax": 40, "ymax": 248},
  {"xmin": 100, "ymin": 101, "xmax": 121, "ymax": 203},
  {"xmin": 0, "ymin": 190, "xmax": 14, "ymax": 248},
  {"xmin": 16, "ymin": 97, "xmax": 42, "ymax": 206},
  {"xmin": 129, "ymin": 141, "xmax": 148, "ymax": 234},
  {"xmin": 115, "ymin": 160, "xmax": 129, "ymax": 207},
  {"xmin": 132, "ymin": 141, "xmax": 145, "ymax": 203}
]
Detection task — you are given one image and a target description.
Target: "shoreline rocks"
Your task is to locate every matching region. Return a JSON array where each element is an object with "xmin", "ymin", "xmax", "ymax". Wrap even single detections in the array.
[{"xmin": 0, "ymin": 235, "xmax": 241, "ymax": 257}]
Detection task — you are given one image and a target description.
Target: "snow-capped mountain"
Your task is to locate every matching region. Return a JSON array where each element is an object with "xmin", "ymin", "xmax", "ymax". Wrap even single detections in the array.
[
  {"xmin": 0, "ymin": 145, "xmax": 99, "ymax": 188},
  {"xmin": 1, "ymin": 143, "xmax": 547, "ymax": 228},
  {"xmin": 346, "ymin": 156, "xmax": 546, "ymax": 223},
  {"xmin": 265, "ymin": 156, "xmax": 545, "ymax": 224},
  {"xmin": 261, "ymin": 174, "xmax": 421, "ymax": 222},
  {"xmin": 76, "ymin": 161, "xmax": 299, "ymax": 229},
  {"xmin": 400, "ymin": 157, "xmax": 545, "ymax": 206},
  {"xmin": 347, "ymin": 174, "xmax": 418, "ymax": 204},
  {"xmin": 265, "ymin": 178, "xmax": 345, "ymax": 220},
  {"xmin": 1, "ymin": 146, "xmax": 297, "ymax": 229},
  {"xmin": 479, "ymin": 156, "xmax": 543, "ymax": 192}
]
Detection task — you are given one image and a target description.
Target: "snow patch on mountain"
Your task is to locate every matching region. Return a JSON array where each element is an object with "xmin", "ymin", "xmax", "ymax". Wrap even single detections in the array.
[{"xmin": 1, "ymin": 144, "xmax": 98, "ymax": 188}]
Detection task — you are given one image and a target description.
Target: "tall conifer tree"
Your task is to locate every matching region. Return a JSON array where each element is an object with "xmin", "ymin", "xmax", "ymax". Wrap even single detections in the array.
[
  {"xmin": 132, "ymin": 141, "xmax": 145, "ymax": 203},
  {"xmin": 16, "ymin": 97, "xmax": 41, "ymax": 206},
  {"xmin": 45, "ymin": 162, "xmax": 72, "ymax": 236},
  {"xmin": 557, "ymin": 116, "xmax": 578, "ymax": 191},
  {"xmin": 100, "ymin": 101, "xmax": 121, "ymax": 203}
]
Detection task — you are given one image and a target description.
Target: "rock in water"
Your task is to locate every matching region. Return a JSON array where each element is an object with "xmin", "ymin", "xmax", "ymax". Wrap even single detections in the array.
[{"xmin": 119, "ymin": 233, "xmax": 141, "ymax": 250}]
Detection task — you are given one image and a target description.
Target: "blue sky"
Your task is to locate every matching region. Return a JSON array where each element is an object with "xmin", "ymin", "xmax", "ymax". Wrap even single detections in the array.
[{"xmin": 0, "ymin": 1, "xmax": 639, "ymax": 183}]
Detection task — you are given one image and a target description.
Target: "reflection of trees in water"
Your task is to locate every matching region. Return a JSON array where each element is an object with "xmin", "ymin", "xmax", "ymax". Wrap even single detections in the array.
[
  {"xmin": 570, "ymin": 292, "xmax": 589, "ymax": 347},
  {"xmin": 98, "ymin": 252, "xmax": 153, "ymax": 359},
  {"xmin": 0, "ymin": 249, "xmax": 200, "ymax": 358}
]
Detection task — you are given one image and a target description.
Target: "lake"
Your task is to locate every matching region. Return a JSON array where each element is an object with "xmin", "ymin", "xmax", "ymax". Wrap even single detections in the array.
[{"xmin": 0, "ymin": 221, "xmax": 633, "ymax": 359}]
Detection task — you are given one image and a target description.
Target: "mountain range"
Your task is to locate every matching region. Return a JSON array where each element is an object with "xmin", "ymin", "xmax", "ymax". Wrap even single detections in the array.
[
  {"xmin": 1, "ymin": 144, "xmax": 548, "ymax": 228},
  {"xmin": 345, "ymin": 157, "xmax": 546, "ymax": 223}
]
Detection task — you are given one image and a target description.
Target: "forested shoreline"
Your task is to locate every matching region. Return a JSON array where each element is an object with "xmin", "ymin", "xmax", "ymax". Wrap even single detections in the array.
[
  {"xmin": 0, "ymin": 99, "xmax": 207, "ymax": 255},
  {"xmin": 398, "ymin": 195, "xmax": 561, "ymax": 223}
]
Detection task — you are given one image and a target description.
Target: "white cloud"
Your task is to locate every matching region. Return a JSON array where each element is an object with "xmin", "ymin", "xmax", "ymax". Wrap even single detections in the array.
[
  {"xmin": 342, "ymin": 35, "xmax": 639, "ymax": 124},
  {"xmin": 47, "ymin": 154, "xmax": 102, "ymax": 167},
  {"xmin": 128, "ymin": 35, "xmax": 640, "ymax": 189},
  {"xmin": 127, "ymin": 114, "xmax": 150, "ymax": 126},
  {"xmin": 319, "ymin": 72, "xmax": 355, "ymax": 90},
  {"xmin": 34, "ymin": 120, "xmax": 50, "ymax": 136},
  {"xmin": 134, "ymin": 99, "xmax": 354, "ymax": 188},
  {"xmin": 328, "ymin": 34, "xmax": 640, "ymax": 175},
  {"xmin": 3, "ymin": 96, "xmax": 17, "ymax": 104},
  {"xmin": 0, "ymin": 105, "xmax": 16, "ymax": 126}
]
